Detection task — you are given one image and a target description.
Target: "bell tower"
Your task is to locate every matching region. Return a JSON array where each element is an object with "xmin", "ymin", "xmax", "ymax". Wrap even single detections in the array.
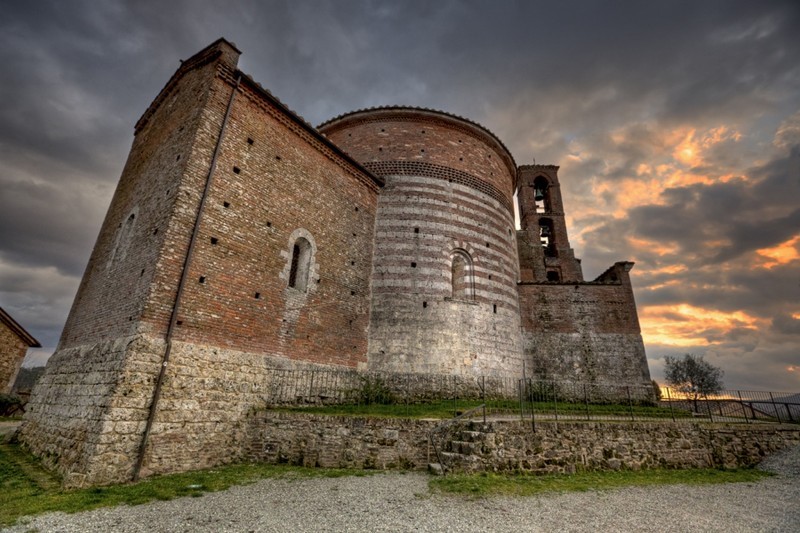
[{"xmin": 517, "ymin": 164, "xmax": 583, "ymax": 282}]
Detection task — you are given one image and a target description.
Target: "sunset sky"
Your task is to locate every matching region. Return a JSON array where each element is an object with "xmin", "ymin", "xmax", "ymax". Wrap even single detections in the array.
[{"xmin": 1, "ymin": 1, "xmax": 798, "ymax": 391}]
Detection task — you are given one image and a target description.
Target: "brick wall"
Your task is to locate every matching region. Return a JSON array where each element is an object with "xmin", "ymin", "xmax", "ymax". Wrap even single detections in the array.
[
  {"xmin": 518, "ymin": 262, "xmax": 650, "ymax": 384},
  {"xmin": 22, "ymin": 39, "xmax": 382, "ymax": 486},
  {"xmin": 321, "ymin": 110, "xmax": 524, "ymax": 376},
  {"xmin": 0, "ymin": 321, "xmax": 27, "ymax": 394}
]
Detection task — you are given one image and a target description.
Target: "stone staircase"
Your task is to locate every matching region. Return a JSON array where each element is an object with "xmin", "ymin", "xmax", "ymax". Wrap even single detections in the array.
[{"xmin": 429, "ymin": 423, "xmax": 496, "ymax": 474}]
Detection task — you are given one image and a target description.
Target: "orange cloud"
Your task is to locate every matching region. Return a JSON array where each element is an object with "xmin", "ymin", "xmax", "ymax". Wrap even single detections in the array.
[
  {"xmin": 672, "ymin": 126, "xmax": 742, "ymax": 167},
  {"xmin": 756, "ymin": 235, "xmax": 800, "ymax": 269},
  {"xmin": 640, "ymin": 304, "xmax": 765, "ymax": 347},
  {"xmin": 627, "ymin": 236, "xmax": 679, "ymax": 257}
]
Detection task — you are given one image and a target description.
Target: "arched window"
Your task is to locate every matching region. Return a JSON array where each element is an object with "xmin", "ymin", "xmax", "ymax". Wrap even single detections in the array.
[
  {"xmin": 288, "ymin": 237, "xmax": 312, "ymax": 291},
  {"xmin": 450, "ymin": 249, "xmax": 474, "ymax": 300},
  {"xmin": 539, "ymin": 217, "xmax": 556, "ymax": 257},
  {"xmin": 533, "ymin": 176, "xmax": 551, "ymax": 213},
  {"xmin": 107, "ymin": 209, "xmax": 138, "ymax": 269}
]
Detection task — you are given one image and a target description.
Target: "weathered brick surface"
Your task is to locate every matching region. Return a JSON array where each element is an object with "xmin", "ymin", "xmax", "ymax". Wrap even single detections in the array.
[
  {"xmin": 518, "ymin": 262, "xmax": 650, "ymax": 384},
  {"xmin": 247, "ymin": 412, "xmax": 800, "ymax": 474},
  {"xmin": 21, "ymin": 39, "xmax": 656, "ymax": 485},
  {"xmin": 0, "ymin": 320, "xmax": 27, "ymax": 394},
  {"xmin": 321, "ymin": 110, "xmax": 523, "ymax": 376},
  {"xmin": 22, "ymin": 39, "xmax": 381, "ymax": 485}
]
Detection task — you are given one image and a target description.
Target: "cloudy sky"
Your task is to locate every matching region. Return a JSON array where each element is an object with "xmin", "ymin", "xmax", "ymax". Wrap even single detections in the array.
[{"xmin": 2, "ymin": 0, "xmax": 798, "ymax": 391}]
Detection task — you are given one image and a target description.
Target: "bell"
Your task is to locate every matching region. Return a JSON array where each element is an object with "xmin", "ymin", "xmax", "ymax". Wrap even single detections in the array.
[{"xmin": 534, "ymin": 186, "xmax": 545, "ymax": 201}]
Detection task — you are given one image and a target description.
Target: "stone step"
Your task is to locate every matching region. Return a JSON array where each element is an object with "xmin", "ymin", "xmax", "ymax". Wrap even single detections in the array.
[
  {"xmin": 438, "ymin": 451, "xmax": 481, "ymax": 466},
  {"xmin": 459, "ymin": 430, "xmax": 485, "ymax": 442},
  {"xmin": 448, "ymin": 440, "xmax": 482, "ymax": 455}
]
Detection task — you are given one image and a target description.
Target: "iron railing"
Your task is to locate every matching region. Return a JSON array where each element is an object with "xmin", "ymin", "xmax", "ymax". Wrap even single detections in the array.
[{"xmin": 258, "ymin": 367, "xmax": 799, "ymax": 425}]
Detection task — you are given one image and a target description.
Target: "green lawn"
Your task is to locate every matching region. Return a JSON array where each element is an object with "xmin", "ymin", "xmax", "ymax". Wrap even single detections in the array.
[
  {"xmin": 430, "ymin": 467, "xmax": 771, "ymax": 497},
  {"xmin": 0, "ymin": 436, "xmax": 772, "ymax": 527},
  {"xmin": 272, "ymin": 399, "xmax": 689, "ymax": 419},
  {"xmin": 0, "ymin": 440, "xmax": 370, "ymax": 527}
]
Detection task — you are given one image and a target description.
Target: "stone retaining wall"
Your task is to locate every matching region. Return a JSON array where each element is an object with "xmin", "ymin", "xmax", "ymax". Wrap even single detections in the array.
[{"xmin": 247, "ymin": 411, "xmax": 800, "ymax": 474}]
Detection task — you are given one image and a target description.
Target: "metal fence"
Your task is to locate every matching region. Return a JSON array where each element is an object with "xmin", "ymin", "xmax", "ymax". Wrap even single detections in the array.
[
  {"xmin": 259, "ymin": 367, "xmax": 799, "ymax": 425},
  {"xmin": 659, "ymin": 388, "xmax": 800, "ymax": 424}
]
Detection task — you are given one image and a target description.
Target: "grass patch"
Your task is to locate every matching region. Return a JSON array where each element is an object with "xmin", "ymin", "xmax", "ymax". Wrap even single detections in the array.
[
  {"xmin": 0, "ymin": 440, "xmax": 371, "ymax": 527},
  {"xmin": 273, "ymin": 399, "xmax": 688, "ymax": 420},
  {"xmin": 429, "ymin": 467, "xmax": 771, "ymax": 497}
]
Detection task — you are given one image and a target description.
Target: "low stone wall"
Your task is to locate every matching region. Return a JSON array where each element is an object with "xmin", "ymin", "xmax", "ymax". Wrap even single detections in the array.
[
  {"xmin": 246, "ymin": 412, "xmax": 437, "ymax": 469},
  {"xmin": 247, "ymin": 411, "xmax": 800, "ymax": 474}
]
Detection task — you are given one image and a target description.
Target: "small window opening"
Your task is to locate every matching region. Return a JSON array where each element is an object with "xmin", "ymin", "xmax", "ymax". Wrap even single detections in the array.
[
  {"xmin": 540, "ymin": 218, "xmax": 556, "ymax": 257},
  {"xmin": 210, "ymin": 237, "xmax": 218, "ymax": 245},
  {"xmin": 350, "ymin": 290, "xmax": 355, "ymax": 296},
  {"xmin": 176, "ymin": 154, "xmax": 181, "ymax": 161},
  {"xmin": 493, "ymin": 304, "xmax": 497, "ymax": 314},
  {"xmin": 411, "ymin": 262, "xmax": 417, "ymax": 268},
  {"xmin": 423, "ymin": 301, "xmax": 428, "ymax": 308},
  {"xmin": 223, "ymin": 201, "xmax": 230, "ymax": 208},
  {"xmin": 140, "ymin": 269, "xmax": 145, "ymax": 277},
  {"xmin": 233, "ymin": 166, "xmax": 241, "ymax": 174},
  {"xmin": 153, "ymin": 228, "xmax": 158, "ymax": 235},
  {"xmin": 275, "ymin": 155, "xmax": 282, "ymax": 160},
  {"xmin": 533, "ymin": 176, "xmax": 551, "ymax": 213},
  {"xmin": 451, "ymin": 251, "xmax": 474, "ymax": 300},
  {"xmin": 414, "ymin": 227, "xmax": 419, "ymax": 233},
  {"xmin": 547, "ymin": 270, "xmax": 560, "ymax": 282},
  {"xmin": 254, "ymin": 292, "xmax": 260, "ymax": 299},
  {"xmin": 199, "ymin": 276, "xmax": 206, "ymax": 284},
  {"xmin": 247, "ymin": 137, "xmax": 254, "ymax": 145},
  {"xmin": 288, "ymin": 237, "xmax": 312, "ymax": 291},
  {"xmin": 176, "ymin": 320, "xmax": 183, "ymax": 325},
  {"xmin": 267, "ymin": 221, "xmax": 272, "ymax": 227},
  {"xmin": 351, "ymin": 261, "xmax": 355, "ymax": 265}
]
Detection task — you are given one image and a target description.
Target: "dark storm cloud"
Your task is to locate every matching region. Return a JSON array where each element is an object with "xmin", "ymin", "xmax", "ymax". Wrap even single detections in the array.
[
  {"xmin": 1, "ymin": 0, "xmax": 799, "ymax": 389},
  {"xmin": 625, "ymin": 146, "xmax": 800, "ymax": 266}
]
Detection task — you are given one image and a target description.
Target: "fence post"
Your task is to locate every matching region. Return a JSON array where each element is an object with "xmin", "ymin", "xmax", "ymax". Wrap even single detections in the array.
[
  {"xmin": 481, "ymin": 375, "xmax": 486, "ymax": 424},
  {"xmin": 530, "ymin": 379, "xmax": 537, "ymax": 432},
  {"xmin": 626, "ymin": 386, "xmax": 634, "ymax": 421},
  {"xmin": 452, "ymin": 375, "xmax": 456, "ymax": 418},
  {"xmin": 666, "ymin": 387, "xmax": 675, "ymax": 422},
  {"xmin": 705, "ymin": 394, "xmax": 714, "ymax": 423},
  {"xmin": 584, "ymin": 383, "xmax": 590, "ymax": 421},
  {"xmin": 518, "ymin": 379, "xmax": 525, "ymax": 422},
  {"xmin": 738, "ymin": 391, "xmax": 749, "ymax": 424},
  {"xmin": 552, "ymin": 381, "xmax": 559, "ymax": 424},
  {"xmin": 770, "ymin": 392, "xmax": 783, "ymax": 424}
]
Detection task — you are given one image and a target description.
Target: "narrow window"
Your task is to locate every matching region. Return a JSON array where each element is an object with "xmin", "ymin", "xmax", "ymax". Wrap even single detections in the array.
[
  {"xmin": 450, "ymin": 249, "xmax": 474, "ymax": 300},
  {"xmin": 288, "ymin": 237, "xmax": 312, "ymax": 291},
  {"xmin": 533, "ymin": 176, "xmax": 551, "ymax": 213},
  {"xmin": 539, "ymin": 218, "xmax": 557, "ymax": 257}
]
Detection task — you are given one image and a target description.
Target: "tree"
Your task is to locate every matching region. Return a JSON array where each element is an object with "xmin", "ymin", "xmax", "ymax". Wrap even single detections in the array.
[
  {"xmin": 664, "ymin": 353, "xmax": 724, "ymax": 412},
  {"xmin": 651, "ymin": 379, "xmax": 663, "ymax": 402}
]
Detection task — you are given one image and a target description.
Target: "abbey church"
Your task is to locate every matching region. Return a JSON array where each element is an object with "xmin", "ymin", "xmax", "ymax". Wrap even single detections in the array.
[{"xmin": 21, "ymin": 39, "xmax": 651, "ymax": 485}]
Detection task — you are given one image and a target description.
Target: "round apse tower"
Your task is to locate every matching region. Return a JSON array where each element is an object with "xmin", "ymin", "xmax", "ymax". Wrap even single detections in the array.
[{"xmin": 319, "ymin": 107, "xmax": 523, "ymax": 376}]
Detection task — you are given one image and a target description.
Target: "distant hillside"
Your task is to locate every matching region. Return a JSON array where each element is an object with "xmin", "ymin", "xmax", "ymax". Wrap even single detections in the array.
[{"xmin": 12, "ymin": 366, "xmax": 46, "ymax": 392}]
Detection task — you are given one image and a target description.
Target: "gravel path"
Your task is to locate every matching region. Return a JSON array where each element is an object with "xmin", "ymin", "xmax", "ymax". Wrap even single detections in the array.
[{"xmin": 6, "ymin": 445, "xmax": 799, "ymax": 533}]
